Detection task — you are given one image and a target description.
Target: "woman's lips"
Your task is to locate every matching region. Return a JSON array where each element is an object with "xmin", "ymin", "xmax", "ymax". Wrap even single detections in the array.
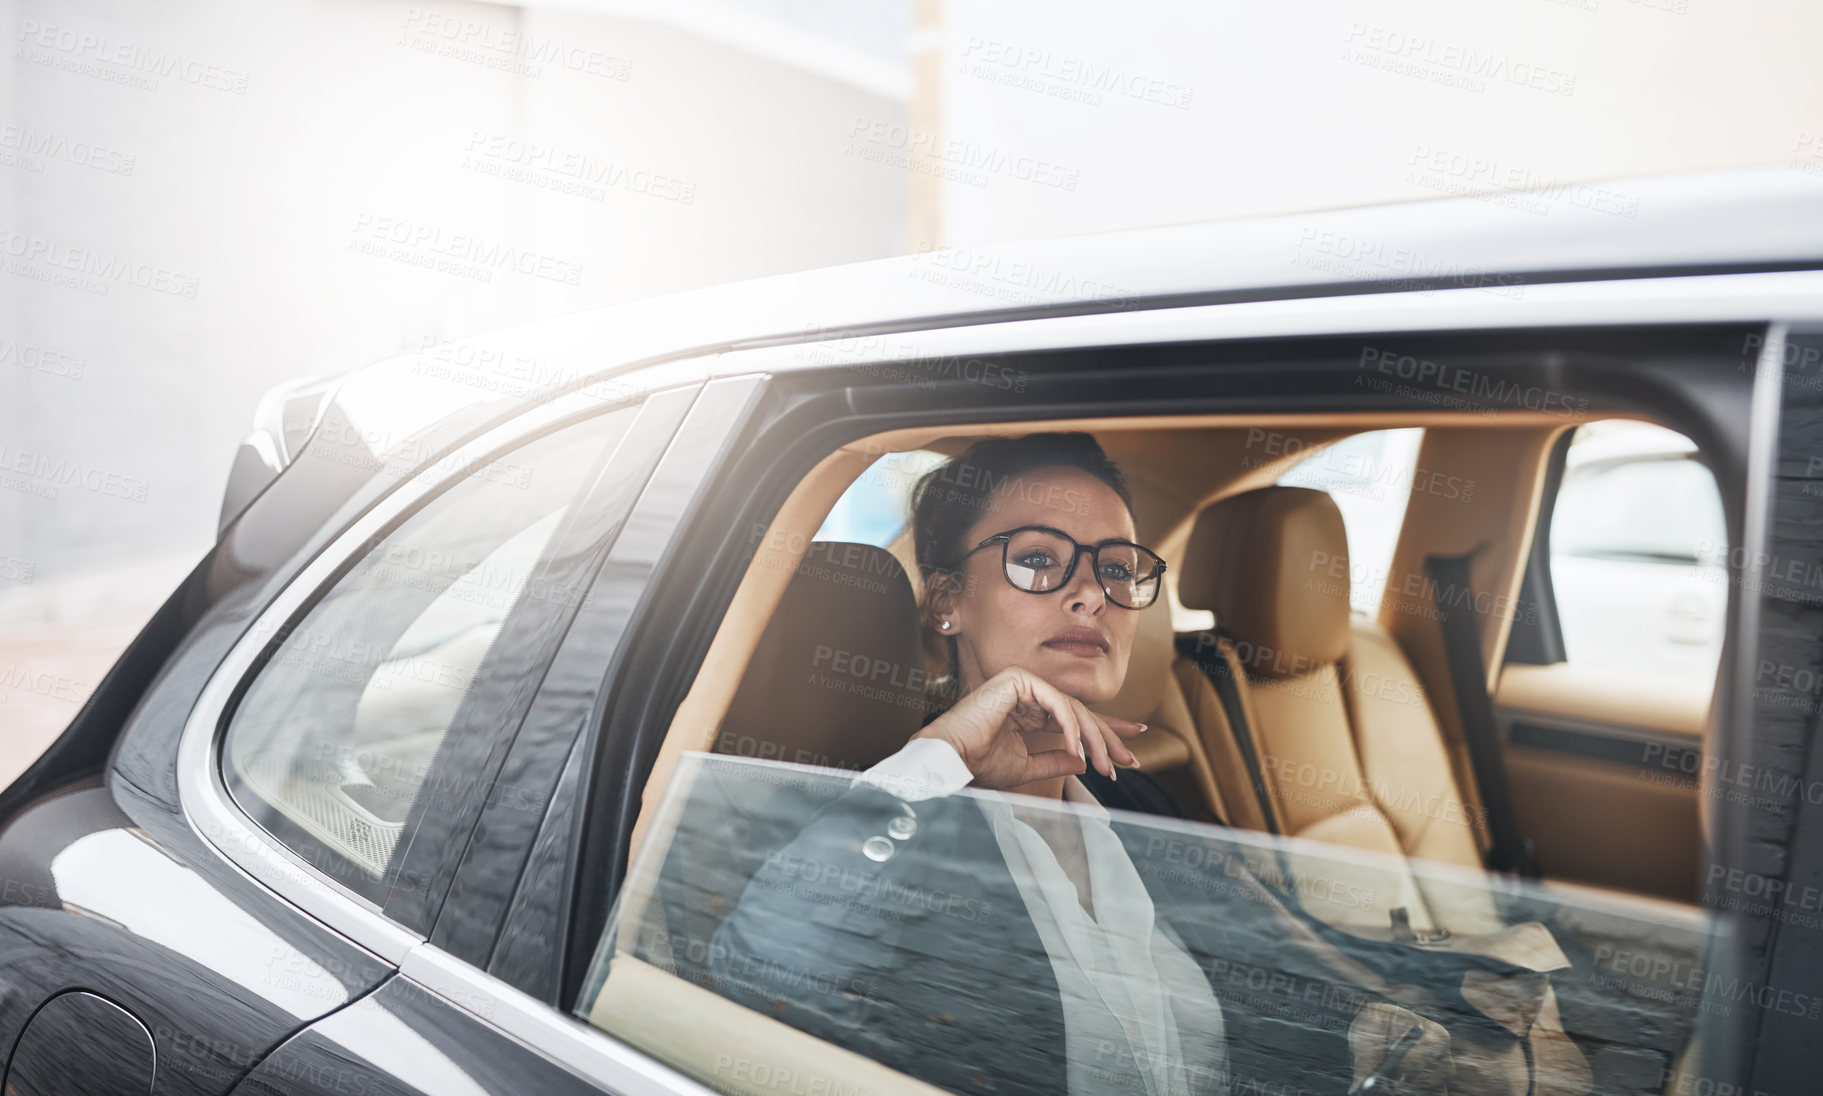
[{"xmin": 1042, "ymin": 629, "xmax": 1110, "ymax": 658}]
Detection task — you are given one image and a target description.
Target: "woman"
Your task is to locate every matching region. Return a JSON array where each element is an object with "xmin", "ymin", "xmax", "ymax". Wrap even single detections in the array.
[{"xmin": 703, "ymin": 434, "xmax": 1448, "ymax": 1096}]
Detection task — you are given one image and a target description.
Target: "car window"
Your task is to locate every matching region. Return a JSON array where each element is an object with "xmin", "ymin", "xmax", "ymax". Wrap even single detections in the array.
[
  {"xmin": 1549, "ymin": 421, "xmax": 1727, "ymax": 680},
  {"xmin": 222, "ymin": 409, "xmax": 634, "ymax": 907},
  {"xmin": 1277, "ymin": 428, "xmax": 1424, "ymax": 615},
  {"xmin": 814, "ymin": 449, "xmax": 948, "ymax": 547},
  {"xmin": 578, "ymin": 754, "xmax": 1720, "ymax": 1096}
]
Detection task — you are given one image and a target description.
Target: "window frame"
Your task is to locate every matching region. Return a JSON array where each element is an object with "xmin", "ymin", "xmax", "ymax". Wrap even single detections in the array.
[
  {"xmin": 1504, "ymin": 430, "xmax": 1573, "ymax": 666},
  {"xmin": 425, "ymin": 377, "xmax": 766, "ymax": 985},
  {"xmin": 177, "ymin": 386, "xmax": 693, "ymax": 966},
  {"xmin": 545, "ymin": 325, "xmax": 1760, "ymax": 1024},
  {"xmin": 381, "ymin": 392, "xmax": 700, "ymax": 934}
]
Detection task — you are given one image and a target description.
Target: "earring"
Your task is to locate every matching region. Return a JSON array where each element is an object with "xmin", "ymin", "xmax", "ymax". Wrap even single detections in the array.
[{"xmin": 940, "ymin": 620, "xmax": 951, "ymax": 631}]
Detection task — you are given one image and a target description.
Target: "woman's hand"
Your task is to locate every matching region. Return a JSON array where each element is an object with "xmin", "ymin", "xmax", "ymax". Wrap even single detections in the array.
[{"xmin": 912, "ymin": 666, "xmax": 1145, "ymax": 790}]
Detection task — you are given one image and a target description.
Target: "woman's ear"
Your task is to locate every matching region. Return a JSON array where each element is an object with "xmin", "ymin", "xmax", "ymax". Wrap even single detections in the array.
[{"xmin": 925, "ymin": 568, "xmax": 963, "ymax": 635}]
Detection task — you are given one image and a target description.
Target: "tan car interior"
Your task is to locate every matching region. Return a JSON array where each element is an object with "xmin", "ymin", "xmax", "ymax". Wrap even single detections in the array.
[
  {"xmin": 602, "ymin": 410, "xmax": 1720, "ymax": 1095},
  {"xmin": 640, "ymin": 413, "xmax": 1711, "ymax": 902}
]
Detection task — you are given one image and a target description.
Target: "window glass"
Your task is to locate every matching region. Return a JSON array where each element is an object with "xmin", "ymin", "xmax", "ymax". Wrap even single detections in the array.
[
  {"xmin": 223, "ymin": 410, "xmax": 633, "ymax": 904},
  {"xmin": 1549, "ymin": 421, "xmax": 1727, "ymax": 680},
  {"xmin": 814, "ymin": 449, "xmax": 948, "ymax": 547},
  {"xmin": 579, "ymin": 754, "xmax": 1719, "ymax": 1096},
  {"xmin": 1277, "ymin": 428, "xmax": 1424, "ymax": 615}
]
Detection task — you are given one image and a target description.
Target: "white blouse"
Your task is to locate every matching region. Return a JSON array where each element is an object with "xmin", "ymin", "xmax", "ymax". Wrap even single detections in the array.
[{"xmin": 863, "ymin": 739, "xmax": 1230, "ymax": 1096}]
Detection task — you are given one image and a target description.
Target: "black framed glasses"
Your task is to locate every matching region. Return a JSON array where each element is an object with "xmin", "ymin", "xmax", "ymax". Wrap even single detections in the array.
[{"xmin": 955, "ymin": 525, "xmax": 1168, "ymax": 610}]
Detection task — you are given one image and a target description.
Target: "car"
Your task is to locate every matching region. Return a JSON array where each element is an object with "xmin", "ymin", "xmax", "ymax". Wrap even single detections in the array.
[
  {"xmin": 1547, "ymin": 420, "xmax": 1729, "ymax": 682},
  {"xmin": 4, "ymin": 166, "xmax": 1823, "ymax": 1096}
]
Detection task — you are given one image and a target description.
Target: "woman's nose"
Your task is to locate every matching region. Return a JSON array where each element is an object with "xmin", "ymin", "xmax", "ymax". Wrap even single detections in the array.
[{"xmin": 1064, "ymin": 555, "xmax": 1105, "ymax": 613}]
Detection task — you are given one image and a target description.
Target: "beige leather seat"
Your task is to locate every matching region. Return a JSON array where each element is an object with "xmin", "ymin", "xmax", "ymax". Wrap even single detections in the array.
[
  {"xmin": 1173, "ymin": 486, "xmax": 1499, "ymax": 934},
  {"xmin": 715, "ymin": 540, "xmax": 929, "ymax": 771}
]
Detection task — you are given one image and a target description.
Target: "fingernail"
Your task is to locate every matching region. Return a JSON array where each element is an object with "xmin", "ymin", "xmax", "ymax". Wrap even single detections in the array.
[
  {"xmin": 1136, "ymin": 723, "xmax": 1149, "ymax": 733},
  {"xmin": 1111, "ymin": 768, "xmax": 1118, "ymax": 782}
]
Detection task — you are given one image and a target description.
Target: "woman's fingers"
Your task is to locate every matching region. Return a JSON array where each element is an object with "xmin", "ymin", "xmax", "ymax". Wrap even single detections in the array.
[
  {"xmin": 1100, "ymin": 714, "xmax": 1141, "ymax": 767},
  {"xmin": 1067, "ymin": 697, "xmax": 1117, "ymax": 779},
  {"xmin": 963, "ymin": 667, "xmax": 1147, "ymax": 786},
  {"xmin": 1014, "ymin": 672, "xmax": 1086, "ymax": 768},
  {"xmin": 1024, "ymin": 747, "xmax": 1089, "ymax": 783}
]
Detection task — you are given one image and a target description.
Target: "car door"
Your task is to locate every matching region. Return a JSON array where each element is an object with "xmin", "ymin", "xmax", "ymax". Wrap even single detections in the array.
[{"xmin": 225, "ymin": 376, "xmax": 764, "ymax": 1095}]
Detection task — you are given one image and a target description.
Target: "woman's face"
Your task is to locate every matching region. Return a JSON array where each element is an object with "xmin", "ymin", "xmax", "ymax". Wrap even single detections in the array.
[{"xmin": 937, "ymin": 465, "xmax": 1144, "ymax": 706}]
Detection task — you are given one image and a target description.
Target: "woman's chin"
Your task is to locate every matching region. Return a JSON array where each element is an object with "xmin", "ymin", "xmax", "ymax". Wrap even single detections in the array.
[{"xmin": 1033, "ymin": 663, "xmax": 1117, "ymax": 707}]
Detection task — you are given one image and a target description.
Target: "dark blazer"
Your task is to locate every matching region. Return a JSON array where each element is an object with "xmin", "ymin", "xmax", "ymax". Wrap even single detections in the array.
[{"xmin": 640, "ymin": 760, "xmax": 1368, "ymax": 1096}]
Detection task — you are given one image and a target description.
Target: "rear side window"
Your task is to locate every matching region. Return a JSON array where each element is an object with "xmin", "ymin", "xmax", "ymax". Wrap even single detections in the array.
[
  {"xmin": 1548, "ymin": 421, "xmax": 1726, "ymax": 680},
  {"xmin": 1277, "ymin": 428, "xmax": 1425, "ymax": 615},
  {"xmin": 223, "ymin": 410, "xmax": 633, "ymax": 905},
  {"xmin": 814, "ymin": 449, "xmax": 947, "ymax": 547}
]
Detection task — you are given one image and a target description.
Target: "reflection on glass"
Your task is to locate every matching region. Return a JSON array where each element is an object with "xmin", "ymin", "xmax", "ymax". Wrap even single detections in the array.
[
  {"xmin": 223, "ymin": 410, "xmax": 633, "ymax": 901},
  {"xmin": 582, "ymin": 754, "xmax": 1721, "ymax": 1096},
  {"xmin": 1550, "ymin": 421, "xmax": 1727, "ymax": 681}
]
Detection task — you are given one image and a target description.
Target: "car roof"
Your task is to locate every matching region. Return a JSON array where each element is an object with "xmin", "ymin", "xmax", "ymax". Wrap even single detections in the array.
[{"xmin": 323, "ymin": 166, "xmax": 1823, "ymax": 453}]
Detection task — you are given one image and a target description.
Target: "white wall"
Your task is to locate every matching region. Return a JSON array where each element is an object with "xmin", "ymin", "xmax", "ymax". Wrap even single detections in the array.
[
  {"xmin": 934, "ymin": 0, "xmax": 1823, "ymax": 245},
  {"xmin": 0, "ymin": 0, "xmax": 909, "ymax": 770},
  {"xmin": 0, "ymin": 0, "xmax": 908, "ymax": 588}
]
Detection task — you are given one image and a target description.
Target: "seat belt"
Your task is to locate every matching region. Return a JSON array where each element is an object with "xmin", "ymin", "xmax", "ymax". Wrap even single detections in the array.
[
  {"xmin": 1425, "ymin": 552, "xmax": 1537, "ymax": 877},
  {"xmin": 1175, "ymin": 631, "xmax": 1282, "ymax": 836},
  {"xmin": 1176, "ymin": 630, "xmax": 1313, "ymax": 917}
]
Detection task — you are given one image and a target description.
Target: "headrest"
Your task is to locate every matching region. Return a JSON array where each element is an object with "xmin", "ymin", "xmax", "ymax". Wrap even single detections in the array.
[
  {"xmin": 1178, "ymin": 486, "xmax": 1351, "ymax": 677},
  {"xmin": 717, "ymin": 541, "xmax": 927, "ymax": 772}
]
